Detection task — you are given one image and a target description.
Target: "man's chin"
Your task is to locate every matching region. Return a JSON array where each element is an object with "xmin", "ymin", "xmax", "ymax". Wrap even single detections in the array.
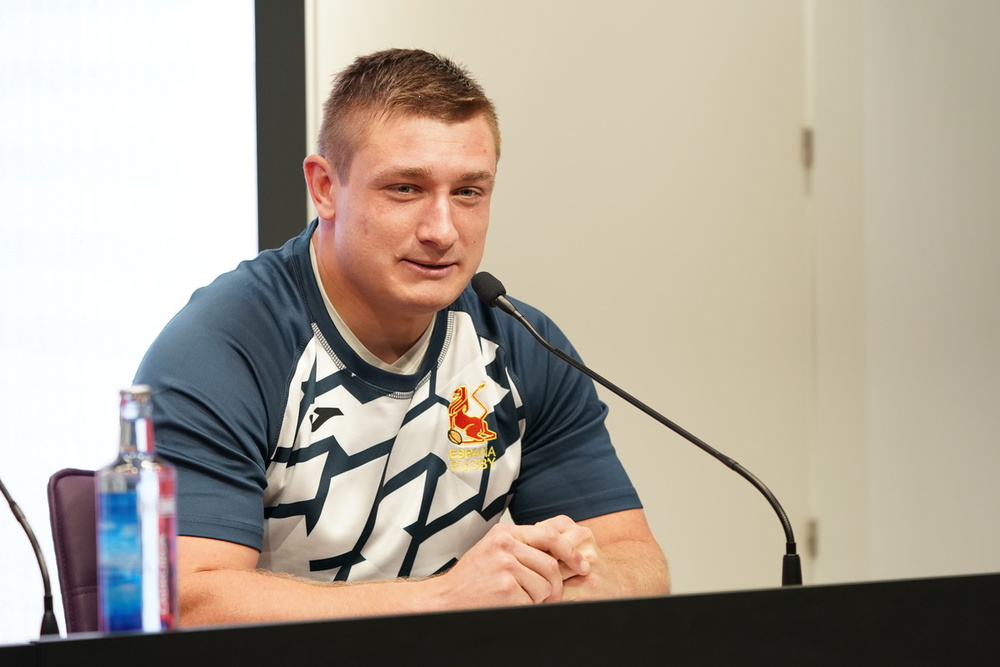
[{"xmin": 403, "ymin": 277, "xmax": 470, "ymax": 313}]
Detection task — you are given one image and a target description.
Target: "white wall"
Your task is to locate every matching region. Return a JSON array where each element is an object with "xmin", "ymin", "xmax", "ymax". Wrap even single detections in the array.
[
  {"xmin": 0, "ymin": 0, "xmax": 257, "ymax": 646},
  {"xmin": 861, "ymin": 0, "xmax": 1000, "ymax": 580},
  {"xmin": 809, "ymin": 0, "xmax": 1000, "ymax": 583}
]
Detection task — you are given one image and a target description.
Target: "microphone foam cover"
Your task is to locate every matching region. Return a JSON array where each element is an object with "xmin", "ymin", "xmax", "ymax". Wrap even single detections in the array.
[{"xmin": 471, "ymin": 271, "xmax": 506, "ymax": 307}]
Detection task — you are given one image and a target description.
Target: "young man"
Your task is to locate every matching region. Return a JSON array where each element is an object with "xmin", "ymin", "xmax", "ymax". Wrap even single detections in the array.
[{"xmin": 135, "ymin": 49, "xmax": 669, "ymax": 625}]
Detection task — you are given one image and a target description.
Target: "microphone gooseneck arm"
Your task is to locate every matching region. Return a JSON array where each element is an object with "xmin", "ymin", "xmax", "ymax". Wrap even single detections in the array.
[
  {"xmin": 1, "ymin": 475, "xmax": 61, "ymax": 635},
  {"xmin": 471, "ymin": 271, "xmax": 802, "ymax": 587}
]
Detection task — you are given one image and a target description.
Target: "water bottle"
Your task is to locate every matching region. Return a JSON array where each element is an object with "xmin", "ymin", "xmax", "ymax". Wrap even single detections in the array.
[{"xmin": 96, "ymin": 385, "xmax": 178, "ymax": 632}]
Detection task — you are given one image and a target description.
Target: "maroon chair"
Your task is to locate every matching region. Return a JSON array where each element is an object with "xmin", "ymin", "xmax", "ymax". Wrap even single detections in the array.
[{"xmin": 47, "ymin": 468, "xmax": 98, "ymax": 634}]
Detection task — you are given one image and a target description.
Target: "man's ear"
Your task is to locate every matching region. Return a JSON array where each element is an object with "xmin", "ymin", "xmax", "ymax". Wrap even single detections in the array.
[{"xmin": 303, "ymin": 154, "xmax": 339, "ymax": 220}]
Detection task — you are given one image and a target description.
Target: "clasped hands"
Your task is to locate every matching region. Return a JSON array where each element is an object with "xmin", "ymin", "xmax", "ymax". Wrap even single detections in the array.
[{"xmin": 432, "ymin": 514, "xmax": 622, "ymax": 608}]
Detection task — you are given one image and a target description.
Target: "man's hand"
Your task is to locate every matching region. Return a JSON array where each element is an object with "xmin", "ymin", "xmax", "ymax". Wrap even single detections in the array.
[
  {"xmin": 430, "ymin": 510, "xmax": 670, "ymax": 608},
  {"xmin": 428, "ymin": 516, "xmax": 592, "ymax": 607},
  {"xmin": 551, "ymin": 516, "xmax": 626, "ymax": 601}
]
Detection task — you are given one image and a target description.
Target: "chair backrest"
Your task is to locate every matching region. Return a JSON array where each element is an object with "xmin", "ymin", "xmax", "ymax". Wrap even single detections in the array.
[{"xmin": 47, "ymin": 468, "xmax": 98, "ymax": 634}]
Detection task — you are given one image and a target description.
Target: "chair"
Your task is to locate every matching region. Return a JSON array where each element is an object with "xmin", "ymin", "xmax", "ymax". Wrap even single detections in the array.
[{"xmin": 47, "ymin": 468, "xmax": 98, "ymax": 634}]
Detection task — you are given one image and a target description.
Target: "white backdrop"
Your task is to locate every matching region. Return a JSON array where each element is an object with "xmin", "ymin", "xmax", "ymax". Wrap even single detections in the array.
[{"xmin": 0, "ymin": 0, "xmax": 257, "ymax": 646}]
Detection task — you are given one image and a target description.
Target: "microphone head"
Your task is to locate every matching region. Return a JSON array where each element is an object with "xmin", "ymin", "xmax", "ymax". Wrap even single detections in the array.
[{"xmin": 471, "ymin": 271, "xmax": 506, "ymax": 308}]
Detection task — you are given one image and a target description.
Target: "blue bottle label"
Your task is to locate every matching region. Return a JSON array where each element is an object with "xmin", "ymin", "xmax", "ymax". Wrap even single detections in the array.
[{"xmin": 97, "ymin": 491, "xmax": 144, "ymax": 632}]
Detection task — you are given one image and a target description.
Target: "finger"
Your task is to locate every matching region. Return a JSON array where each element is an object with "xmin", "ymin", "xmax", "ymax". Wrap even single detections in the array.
[
  {"xmin": 518, "ymin": 518, "xmax": 592, "ymax": 577},
  {"xmin": 503, "ymin": 537, "xmax": 566, "ymax": 602},
  {"xmin": 561, "ymin": 523, "xmax": 599, "ymax": 554},
  {"xmin": 514, "ymin": 562, "xmax": 563, "ymax": 603}
]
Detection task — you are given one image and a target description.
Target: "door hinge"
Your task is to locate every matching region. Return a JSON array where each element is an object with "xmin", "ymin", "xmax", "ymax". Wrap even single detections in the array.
[
  {"xmin": 806, "ymin": 518, "xmax": 819, "ymax": 560},
  {"xmin": 801, "ymin": 126, "xmax": 815, "ymax": 171}
]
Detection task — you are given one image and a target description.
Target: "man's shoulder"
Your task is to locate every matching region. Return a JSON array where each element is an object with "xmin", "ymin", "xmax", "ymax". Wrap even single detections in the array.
[
  {"xmin": 177, "ymin": 225, "xmax": 313, "ymax": 324},
  {"xmin": 140, "ymin": 225, "xmax": 318, "ymax": 371},
  {"xmin": 207, "ymin": 226, "xmax": 310, "ymax": 298}
]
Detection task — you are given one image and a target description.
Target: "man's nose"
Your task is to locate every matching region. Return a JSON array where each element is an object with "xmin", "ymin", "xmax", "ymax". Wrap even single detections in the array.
[{"xmin": 416, "ymin": 196, "xmax": 459, "ymax": 248}]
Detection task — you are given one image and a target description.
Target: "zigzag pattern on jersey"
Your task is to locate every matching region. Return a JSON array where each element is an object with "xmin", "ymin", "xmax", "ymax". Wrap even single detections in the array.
[{"xmin": 264, "ymin": 352, "xmax": 518, "ymax": 580}]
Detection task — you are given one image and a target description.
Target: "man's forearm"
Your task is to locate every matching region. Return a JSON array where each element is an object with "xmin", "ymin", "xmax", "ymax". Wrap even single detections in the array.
[
  {"xmin": 601, "ymin": 538, "xmax": 671, "ymax": 597},
  {"xmin": 179, "ymin": 567, "xmax": 440, "ymax": 626}
]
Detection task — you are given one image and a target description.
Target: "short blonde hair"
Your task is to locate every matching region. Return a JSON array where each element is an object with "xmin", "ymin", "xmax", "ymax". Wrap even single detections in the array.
[{"xmin": 317, "ymin": 49, "xmax": 500, "ymax": 182}]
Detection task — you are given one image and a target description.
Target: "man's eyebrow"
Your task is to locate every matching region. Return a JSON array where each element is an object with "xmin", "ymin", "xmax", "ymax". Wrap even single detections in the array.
[
  {"xmin": 459, "ymin": 170, "xmax": 496, "ymax": 184},
  {"xmin": 371, "ymin": 166, "xmax": 495, "ymax": 183},
  {"xmin": 373, "ymin": 166, "xmax": 432, "ymax": 181}
]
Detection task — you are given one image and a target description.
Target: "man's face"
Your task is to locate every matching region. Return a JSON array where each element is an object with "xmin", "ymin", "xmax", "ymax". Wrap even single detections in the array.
[{"xmin": 317, "ymin": 112, "xmax": 497, "ymax": 333}]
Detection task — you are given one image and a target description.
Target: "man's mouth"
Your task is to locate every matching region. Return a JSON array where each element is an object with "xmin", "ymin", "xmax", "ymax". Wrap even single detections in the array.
[{"xmin": 409, "ymin": 260, "xmax": 452, "ymax": 270}]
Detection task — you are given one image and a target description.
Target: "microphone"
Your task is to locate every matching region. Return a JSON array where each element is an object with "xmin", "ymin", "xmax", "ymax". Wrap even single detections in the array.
[
  {"xmin": 1, "ymin": 475, "xmax": 61, "ymax": 636},
  {"xmin": 471, "ymin": 271, "xmax": 803, "ymax": 587}
]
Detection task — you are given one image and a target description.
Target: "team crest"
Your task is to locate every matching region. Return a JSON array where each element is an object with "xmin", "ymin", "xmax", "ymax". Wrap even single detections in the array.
[{"xmin": 447, "ymin": 383, "xmax": 497, "ymax": 445}]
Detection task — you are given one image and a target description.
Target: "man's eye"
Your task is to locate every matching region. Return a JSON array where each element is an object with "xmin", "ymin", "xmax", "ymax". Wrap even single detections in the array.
[
  {"xmin": 393, "ymin": 185, "xmax": 415, "ymax": 194},
  {"xmin": 456, "ymin": 188, "xmax": 479, "ymax": 198}
]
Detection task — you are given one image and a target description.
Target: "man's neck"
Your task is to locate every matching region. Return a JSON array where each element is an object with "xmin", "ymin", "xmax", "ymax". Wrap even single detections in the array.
[
  {"xmin": 350, "ymin": 315, "xmax": 433, "ymax": 366},
  {"xmin": 310, "ymin": 236, "xmax": 433, "ymax": 366}
]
